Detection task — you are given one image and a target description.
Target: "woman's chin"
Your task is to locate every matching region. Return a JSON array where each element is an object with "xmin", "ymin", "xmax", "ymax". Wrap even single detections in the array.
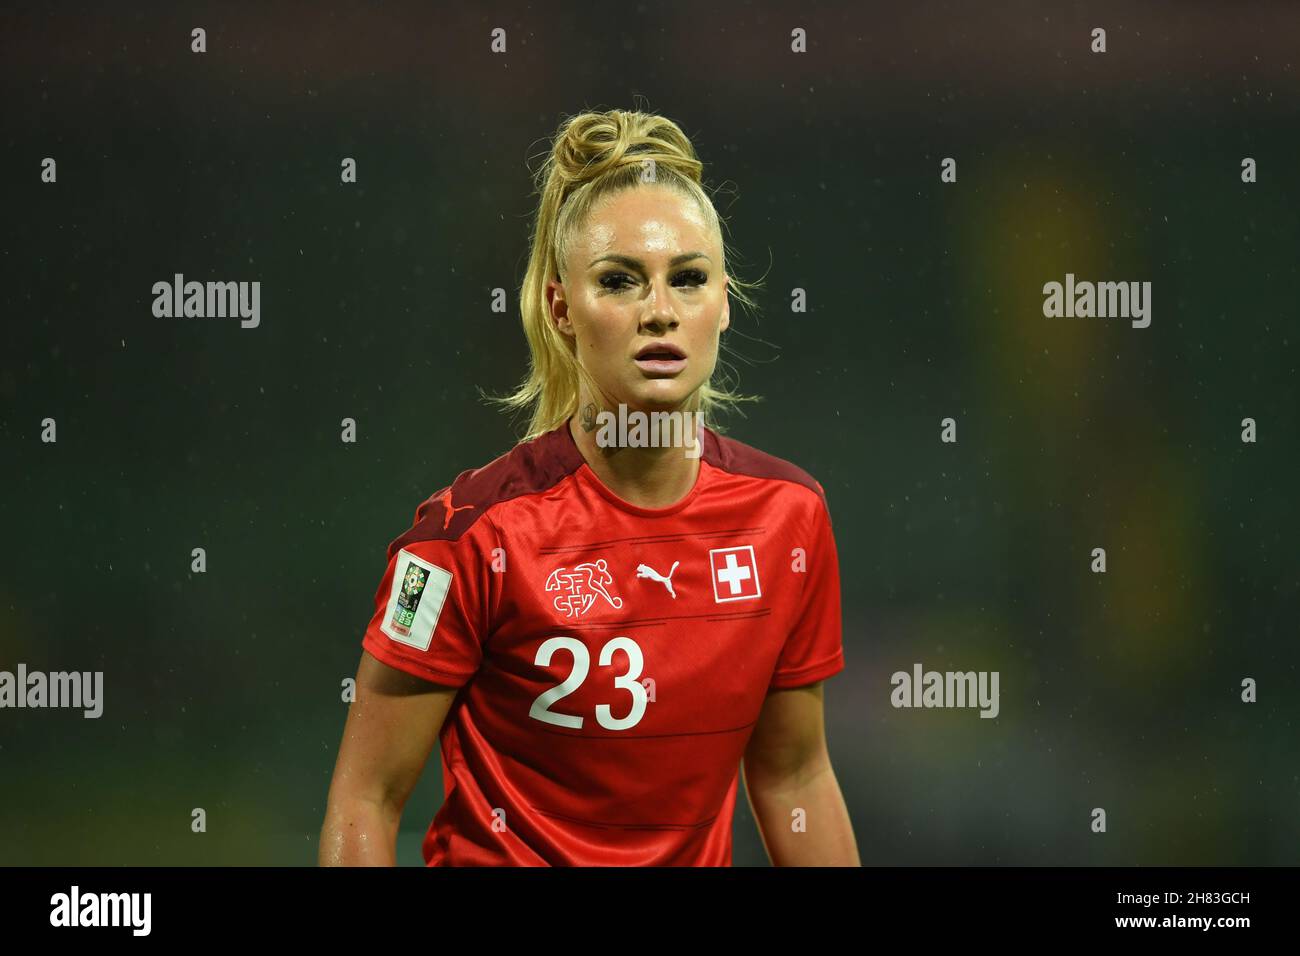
[{"xmin": 621, "ymin": 378, "xmax": 698, "ymax": 410}]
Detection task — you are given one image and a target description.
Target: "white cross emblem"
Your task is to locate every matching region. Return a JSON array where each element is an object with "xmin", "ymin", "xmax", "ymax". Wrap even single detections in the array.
[{"xmin": 709, "ymin": 545, "xmax": 761, "ymax": 603}]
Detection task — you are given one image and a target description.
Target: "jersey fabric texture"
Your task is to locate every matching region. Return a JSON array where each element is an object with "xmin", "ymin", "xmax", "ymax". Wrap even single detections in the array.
[{"xmin": 360, "ymin": 420, "xmax": 845, "ymax": 866}]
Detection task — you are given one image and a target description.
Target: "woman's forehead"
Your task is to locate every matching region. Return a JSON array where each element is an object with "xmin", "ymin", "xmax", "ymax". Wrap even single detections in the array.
[{"xmin": 575, "ymin": 188, "xmax": 717, "ymax": 255}]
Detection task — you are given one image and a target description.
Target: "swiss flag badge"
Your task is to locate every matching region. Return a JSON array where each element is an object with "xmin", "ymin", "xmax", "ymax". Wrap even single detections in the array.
[{"xmin": 709, "ymin": 545, "xmax": 761, "ymax": 603}]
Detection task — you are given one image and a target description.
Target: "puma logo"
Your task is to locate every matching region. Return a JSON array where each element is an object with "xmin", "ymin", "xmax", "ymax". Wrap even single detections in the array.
[
  {"xmin": 432, "ymin": 489, "xmax": 474, "ymax": 530},
  {"xmin": 636, "ymin": 561, "xmax": 680, "ymax": 599}
]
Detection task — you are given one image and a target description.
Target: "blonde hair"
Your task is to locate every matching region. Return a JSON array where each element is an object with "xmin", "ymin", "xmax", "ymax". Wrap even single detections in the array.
[{"xmin": 490, "ymin": 108, "xmax": 763, "ymax": 442}]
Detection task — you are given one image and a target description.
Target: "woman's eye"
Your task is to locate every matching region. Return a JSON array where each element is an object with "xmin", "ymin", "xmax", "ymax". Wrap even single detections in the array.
[
  {"xmin": 600, "ymin": 272, "xmax": 634, "ymax": 291},
  {"xmin": 599, "ymin": 269, "xmax": 707, "ymax": 291}
]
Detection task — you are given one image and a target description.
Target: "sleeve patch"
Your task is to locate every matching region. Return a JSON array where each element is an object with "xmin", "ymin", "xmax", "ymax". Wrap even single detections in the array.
[{"xmin": 379, "ymin": 548, "xmax": 453, "ymax": 652}]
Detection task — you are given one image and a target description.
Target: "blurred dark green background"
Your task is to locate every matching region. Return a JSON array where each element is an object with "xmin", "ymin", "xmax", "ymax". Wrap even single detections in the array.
[{"xmin": 2, "ymin": 0, "xmax": 1297, "ymax": 865}]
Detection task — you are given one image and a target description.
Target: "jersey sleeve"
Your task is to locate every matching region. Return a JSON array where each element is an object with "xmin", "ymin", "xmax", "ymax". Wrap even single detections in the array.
[
  {"xmin": 769, "ymin": 492, "xmax": 845, "ymax": 690},
  {"xmin": 360, "ymin": 505, "xmax": 499, "ymax": 688}
]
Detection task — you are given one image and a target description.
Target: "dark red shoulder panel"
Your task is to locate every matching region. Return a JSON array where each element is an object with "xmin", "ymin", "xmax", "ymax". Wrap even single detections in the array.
[
  {"xmin": 702, "ymin": 427, "xmax": 826, "ymax": 502},
  {"xmin": 391, "ymin": 423, "xmax": 586, "ymax": 551}
]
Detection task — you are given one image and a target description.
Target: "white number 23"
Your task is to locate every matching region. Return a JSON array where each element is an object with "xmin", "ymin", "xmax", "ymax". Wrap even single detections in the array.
[{"xmin": 528, "ymin": 636, "xmax": 647, "ymax": 731}]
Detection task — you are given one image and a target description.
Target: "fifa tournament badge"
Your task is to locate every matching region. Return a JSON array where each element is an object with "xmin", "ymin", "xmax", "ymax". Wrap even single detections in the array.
[{"xmin": 389, "ymin": 561, "xmax": 430, "ymax": 637}]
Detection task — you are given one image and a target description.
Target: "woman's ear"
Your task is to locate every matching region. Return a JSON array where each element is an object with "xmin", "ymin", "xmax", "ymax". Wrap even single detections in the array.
[
  {"xmin": 546, "ymin": 278, "xmax": 575, "ymax": 338},
  {"xmin": 719, "ymin": 275, "xmax": 731, "ymax": 333}
]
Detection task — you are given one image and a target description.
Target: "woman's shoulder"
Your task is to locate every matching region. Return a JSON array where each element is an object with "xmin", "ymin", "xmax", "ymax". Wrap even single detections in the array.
[
  {"xmin": 703, "ymin": 427, "xmax": 828, "ymax": 509},
  {"xmin": 400, "ymin": 426, "xmax": 584, "ymax": 544}
]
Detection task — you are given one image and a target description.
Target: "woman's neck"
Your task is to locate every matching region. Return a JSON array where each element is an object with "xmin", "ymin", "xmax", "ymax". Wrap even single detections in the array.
[{"xmin": 567, "ymin": 401, "xmax": 703, "ymax": 510}]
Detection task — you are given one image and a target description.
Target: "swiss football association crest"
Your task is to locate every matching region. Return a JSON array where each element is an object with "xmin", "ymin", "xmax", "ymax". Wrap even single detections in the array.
[
  {"xmin": 545, "ymin": 559, "xmax": 624, "ymax": 618},
  {"xmin": 710, "ymin": 545, "xmax": 761, "ymax": 603}
]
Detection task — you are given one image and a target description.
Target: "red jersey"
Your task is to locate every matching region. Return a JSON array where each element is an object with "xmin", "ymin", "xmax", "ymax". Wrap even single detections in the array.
[{"xmin": 360, "ymin": 420, "xmax": 845, "ymax": 866}]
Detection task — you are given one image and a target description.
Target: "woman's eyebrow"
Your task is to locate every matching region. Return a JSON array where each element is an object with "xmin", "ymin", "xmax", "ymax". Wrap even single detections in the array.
[{"xmin": 588, "ymin": 252, "xmax": 711, "ymax": 269}]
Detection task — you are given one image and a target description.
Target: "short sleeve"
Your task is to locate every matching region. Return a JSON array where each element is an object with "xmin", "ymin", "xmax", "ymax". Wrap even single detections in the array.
[
  {"xmin": 360, "ymin": 513, "xmax": 497, "ymax": 688},
  {"xmin": 769, "ymin": 494, "xmax": 845, "ymax": 690}
]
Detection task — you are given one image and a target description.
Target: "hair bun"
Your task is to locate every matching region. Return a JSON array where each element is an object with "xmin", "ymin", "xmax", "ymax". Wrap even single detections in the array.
[{"xmin": 548, "ymin": 109, "xmax": 704, "ymax": 190}]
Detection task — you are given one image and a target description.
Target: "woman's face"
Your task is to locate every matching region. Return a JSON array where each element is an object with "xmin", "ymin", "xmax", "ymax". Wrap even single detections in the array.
[{"xmin": 549, "ymin": 185, "xmax": 730, "ymax": 414}]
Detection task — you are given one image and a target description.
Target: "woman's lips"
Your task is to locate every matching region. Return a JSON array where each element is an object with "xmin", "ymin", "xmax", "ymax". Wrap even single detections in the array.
[{"xmin": 634, "ymin": 356, "xmax": 687, "ymax": 376}]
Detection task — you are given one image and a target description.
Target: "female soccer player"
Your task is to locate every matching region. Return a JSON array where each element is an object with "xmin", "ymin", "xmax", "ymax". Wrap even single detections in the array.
[{"xmin": 320, "ymin": 109, "xmax": 859, "ymax": 866}]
